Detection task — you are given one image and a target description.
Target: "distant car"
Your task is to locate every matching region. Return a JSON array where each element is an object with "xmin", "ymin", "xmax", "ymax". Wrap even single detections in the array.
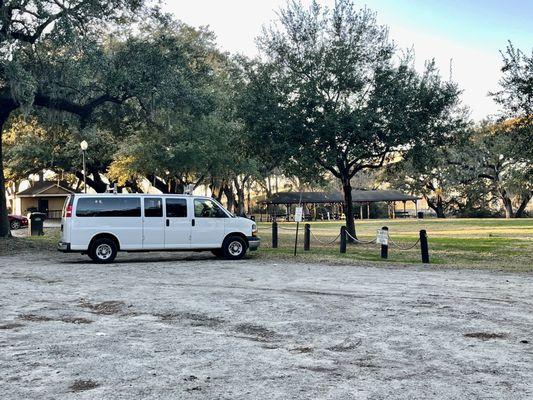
[{"xmin": 8, "ymin": 215, "xmax": 29, "ymax": 230}]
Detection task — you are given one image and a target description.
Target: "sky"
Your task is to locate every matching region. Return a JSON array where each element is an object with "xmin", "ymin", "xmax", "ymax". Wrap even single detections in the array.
[{"xmin": 162, "ymin": 0, "xmax": 533, "ymax": 121}]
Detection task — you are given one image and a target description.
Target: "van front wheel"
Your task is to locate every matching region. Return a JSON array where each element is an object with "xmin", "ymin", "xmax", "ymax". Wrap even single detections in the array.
[
  {"xmin": 222, "ymin": 236, "xmax": 247, "ymax": 260},
  {"xmin": 89, "ymin": 238, "xmax": 117, "ymax": 263}
]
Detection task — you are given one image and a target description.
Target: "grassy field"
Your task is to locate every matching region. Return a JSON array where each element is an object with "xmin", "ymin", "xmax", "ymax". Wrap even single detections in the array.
[
  {"xmin": 255, "ymin": 218, "xmax": 533, "ymax": 271},
  {"xmin": 1, "ymin": 218, "xmax": 532, "ymax": 271}
]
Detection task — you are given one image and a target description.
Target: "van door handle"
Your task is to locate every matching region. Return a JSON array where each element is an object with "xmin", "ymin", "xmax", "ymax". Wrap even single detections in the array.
[
  {"xmin": 166, "ymin": 219, "xmax": 169, "ymax": 227},
  {"xmin": 191, "ymin": 219, "xmax": 195, "ymax": 227}
]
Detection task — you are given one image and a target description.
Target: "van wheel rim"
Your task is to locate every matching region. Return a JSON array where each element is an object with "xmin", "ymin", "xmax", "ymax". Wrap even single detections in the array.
[
  {"xmin": 96, "ymin": 244, "xmax": 112, "ymax": 260},
  {"xmin": 228, "ymin": 241, "xmax": 243, "ymax": 256}
]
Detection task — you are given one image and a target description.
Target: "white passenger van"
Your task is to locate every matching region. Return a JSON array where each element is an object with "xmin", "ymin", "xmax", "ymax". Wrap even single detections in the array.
[{"xmin": 58, "ymin": 194, "xmax": 259, "ymax": 263}]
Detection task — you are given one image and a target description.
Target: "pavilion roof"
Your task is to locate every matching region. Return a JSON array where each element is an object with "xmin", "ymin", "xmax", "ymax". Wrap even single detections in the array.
[{"xmin": 260, "ymin": 190, "xmax": 420, "ymax": 204}]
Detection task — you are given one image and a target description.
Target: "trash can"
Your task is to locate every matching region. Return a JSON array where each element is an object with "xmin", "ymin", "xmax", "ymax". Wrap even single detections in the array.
[
  {"xmin": 28, "ymin": 212, "xmax": 46, "ymax": 236},
  {"xmin": 417, "ymin": 211, "xmax": 424, "ymax": 219}
]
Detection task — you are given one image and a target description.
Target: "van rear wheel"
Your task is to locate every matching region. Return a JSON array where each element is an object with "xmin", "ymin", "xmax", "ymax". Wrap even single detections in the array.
[
  {"xmin": 89, "ymin": 238, "xmax": 117, "ymax": 263},
  {"xmin": 222, "ymin": 235, "xmax": 247, "ymax": 260}
]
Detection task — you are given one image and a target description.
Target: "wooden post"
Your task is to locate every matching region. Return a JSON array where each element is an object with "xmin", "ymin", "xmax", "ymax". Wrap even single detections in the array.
[
  {"xmin": 359, "ymin": 204, "xmax": 363, "ymax": 219},
  {"xmin": 420, "ymin": 229, "xmax": 429, "ymax": 263},
  {"xmin": 340, "ymin": 226, "xmax": 347, "ymax": 254},
  {"xmin": 294, "ymin": 221, "xmax": 299, "ymax": 256},
  {"xmin": 304, "ymin": 223, "xmax": 310, "ymax": 251},
  {"xmin": 381, "ymin": 226, "xmax": 389, "ymax": 259},
  {"xmin": 367, "ymin": 203, "xmax": 370, "ymax": 219},
  {"xmin": 392, "ymin": 202, "xmax": 396, "ymax": 219},
  {"xmin": 272, "ymin": 221, "xmax": 278, "ymax": 248}
]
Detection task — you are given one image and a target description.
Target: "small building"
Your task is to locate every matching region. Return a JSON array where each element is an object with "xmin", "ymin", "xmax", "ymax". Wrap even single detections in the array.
[{"xmin": 8, "ymin": 181, "xmax": 77, "ymax": 219}]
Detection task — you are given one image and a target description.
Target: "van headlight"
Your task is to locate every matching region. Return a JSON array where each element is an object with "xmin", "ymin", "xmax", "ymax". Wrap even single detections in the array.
[{"xmin": 252, "ymin": 224, "xmax": 258, "ymax": 237}]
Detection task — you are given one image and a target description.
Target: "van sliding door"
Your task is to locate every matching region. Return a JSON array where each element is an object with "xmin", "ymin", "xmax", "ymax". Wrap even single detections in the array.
[
  {"xmin": 164, "ymin": 198, "xmax": 191, "ymax": 249},
  {"xmin": 142, "ymin": 198, "xmax": 165, "ymax": 249}
]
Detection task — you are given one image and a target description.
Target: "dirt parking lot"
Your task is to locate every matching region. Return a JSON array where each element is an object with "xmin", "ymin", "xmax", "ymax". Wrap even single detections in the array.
[{"xmin": 1, "ymin": 252, "xmax": 532, "ymax": 399}]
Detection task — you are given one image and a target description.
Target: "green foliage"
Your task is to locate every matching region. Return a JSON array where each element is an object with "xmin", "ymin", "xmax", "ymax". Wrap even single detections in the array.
[
  {"xmin": 246, "ymin": 0, "xmax": 463, "ymax": 234},
  {"xmin": 490, "ymin": 42, "xmax": 533, "ymax": 160}
]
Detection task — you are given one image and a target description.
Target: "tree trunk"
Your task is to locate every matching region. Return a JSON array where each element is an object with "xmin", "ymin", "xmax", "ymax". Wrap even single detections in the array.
[
  {"xmin": 515, "ymin": 193, "xmax": 532, "ymax": 218},
  {"xmin": 502, "ymin": 197, "xmax": 514, "ymax": 219},
  {"xmin": 123, "ymin": 179, "xmax": 141, "ymax": 193},
  {"xmin": 425, "ymin": 196, "xmax": 446, "ymax": 218},
  {"xmin": 246, "ymin": 180, "xmax": 252, "ymax": 215},
  {"xmin": 146, "ymin": 175, "xmax": 169, "ymax": 193},
  {"xmin": 223, "ymin": 184, "xmax": 236, "ymax": 213},
  {"xmin": 341, "ymin": 175, "xmax": 356, "ymax": 241},
  {"xmin": 90, "ymin": 169, "xmax": 109, "ymax": 193},
  {"xmin": 0, "ymin": 129, "xmax": 11, "ymax": 237},
  {"xmin": 233, "ymin": 176, "xmax": 248, "ymax": 216},
  {"xmin": 498, "ymin": 188, "xmax": 514, "ymax": 218},
  {"xmin": 436, "ymin": 198, "xmax": 446, "ymax": 218},
  {"xmin": 0, "ymin": 118, "xmax": 10, "ymax": 237},
  {"xmin": 235, "ymin": 186, "xmax": 245, "ymax": 216}
]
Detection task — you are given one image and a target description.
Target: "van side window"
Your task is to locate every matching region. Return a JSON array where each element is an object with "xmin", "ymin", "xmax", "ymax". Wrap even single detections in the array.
[
  {"xmin": 194, "ymin": 199, "xmax": 227, "ymax": 218},
  {"xmin": 166, "ymin": 198, "xmax": 187, "ymax": 218},
  {"xmin": 76, "ymin": 198, "xmax": 141, "ymax": 217},
  {"xmin": 144, "ymin": 198, "xmax": 162, "ymax": 217}
]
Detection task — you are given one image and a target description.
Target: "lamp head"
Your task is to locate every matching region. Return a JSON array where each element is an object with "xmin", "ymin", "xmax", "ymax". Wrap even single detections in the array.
[{"xmin": 80, "ymin": 140, "xmax": 88, "ymax": 151}]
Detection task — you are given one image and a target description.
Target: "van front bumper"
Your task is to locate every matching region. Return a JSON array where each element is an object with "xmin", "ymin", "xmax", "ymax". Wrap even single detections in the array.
[
  {"xmin": 57, "ymin": 242, "xmax": 71, "ymax": 252},
  {"xmin": 247, "ymin": 236, "xmax": 260, "ymax": 251}
]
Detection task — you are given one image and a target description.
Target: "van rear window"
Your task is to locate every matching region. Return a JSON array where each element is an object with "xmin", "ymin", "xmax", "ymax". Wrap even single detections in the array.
[{"xmin": 76, "ymin": 197, "xmax": 141, "ymax": 217}]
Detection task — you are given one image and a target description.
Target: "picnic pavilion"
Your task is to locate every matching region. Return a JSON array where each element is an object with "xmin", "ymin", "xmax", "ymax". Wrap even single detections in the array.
[{"xmin": 258, "ymin": 190, "xmax": 421, "ymax": 221}]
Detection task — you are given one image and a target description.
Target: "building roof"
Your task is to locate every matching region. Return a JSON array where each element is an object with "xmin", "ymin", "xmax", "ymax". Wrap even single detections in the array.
[
  {"xmin": 260, "ymin": 190, "xmax": 420, "ymax": 205},
  {"xmin": 16, "ymin": 181, "xmax": 78, "ymax": 197}
]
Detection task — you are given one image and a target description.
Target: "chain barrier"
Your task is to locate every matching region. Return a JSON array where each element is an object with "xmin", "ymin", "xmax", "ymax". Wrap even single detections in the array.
[
  {"xmin": 387, "ymin": 235, "xmax": 420, "ymax": 250},
  {"xmin": 277, "ymin": 225, "xmax": 298, "ymax": 231},
  {"xmin": 310, "ymin": 231, "xmax": 341, "ymax": 245},
  {"xmin": 272, "ymin": 223, "xmax": 421, "ymax": 252},
  {"xmin": 345, "ymin": 230, "xmax": 376, "ymax": 245}
]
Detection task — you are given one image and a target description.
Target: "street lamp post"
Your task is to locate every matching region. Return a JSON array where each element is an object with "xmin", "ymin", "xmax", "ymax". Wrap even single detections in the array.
[{"xmin": 80, "ymin": 140, "xmax": 88, "ymax": 193}]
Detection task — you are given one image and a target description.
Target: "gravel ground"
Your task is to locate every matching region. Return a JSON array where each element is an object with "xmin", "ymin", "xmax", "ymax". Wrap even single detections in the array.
[{"xmin": 0, "ymin": 252, "xmax": 532, "ymax": 399}]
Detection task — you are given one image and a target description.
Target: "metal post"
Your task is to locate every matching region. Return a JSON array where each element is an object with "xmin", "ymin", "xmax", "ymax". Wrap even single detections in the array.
[
  {"xmin": 82, "ymin": 150, "xmax": 86, "ymax": 193},
  {"xmin": 420, "ymin": 229, "xmax": 429, "ymax": 263},
  {"xmin": 340, "ymin": 226, "xmax": 347, "ymax": 254},
  {"xmin": 272, "ymin": 221, "xmax": 278, "ymax": 248},
  {"xmin": 304, "ymin": 223, "xmax": 310, "ymax": 251},
  {"xmin": 381, "ymin": 226, "xmax": 389, "ymax": 259}
]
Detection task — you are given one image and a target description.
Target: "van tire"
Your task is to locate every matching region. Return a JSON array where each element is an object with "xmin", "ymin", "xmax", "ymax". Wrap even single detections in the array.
[
  {"xmin": 222, "ymin": 235, "xmax": 247, "ymax": 260},
  {"xmin": 89, "ymin": 238, "xmax": 117, "ymax": 263}
]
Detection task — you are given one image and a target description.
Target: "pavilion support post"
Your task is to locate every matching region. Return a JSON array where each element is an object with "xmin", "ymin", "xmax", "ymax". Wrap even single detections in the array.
[
  {"xmin": 360, "ymin": 204, "xmax": 363, "ymax": 219},
  {"xmin": 367, "ymin": 203, "xmax": 370, "ymax": 219},
  {"xmin": 403, "ymin": 201, "xmax": 407, "ymax": 213},
  {"xmin": 414, "ymin": 200, "xmax": 418, "ymax": 218},
  {"xmin": 393, "ymin": 202, "xmax": 396, "ymax": 219}
]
